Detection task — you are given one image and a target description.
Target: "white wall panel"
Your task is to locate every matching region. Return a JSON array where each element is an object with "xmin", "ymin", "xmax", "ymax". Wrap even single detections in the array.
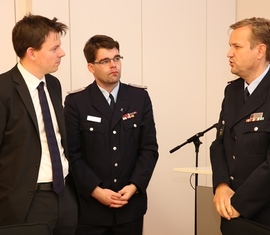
[
  {"xmin": 143, "ymin": 0, "xmax": 235, "ymax": 234},
  {"xmin": 0, "ymin": 0, "xmax": 16, "ymax": 73},
  {"xmin": 237, "ymin": 0, "xmax": 270, "ymax": 20},
  {"xmin": 142, "ymin": 1, "xmax": 207, "ymax": 234},
  {"xmin": 15, "ymin": 0, "xmax": 32, "ymax": 21}
]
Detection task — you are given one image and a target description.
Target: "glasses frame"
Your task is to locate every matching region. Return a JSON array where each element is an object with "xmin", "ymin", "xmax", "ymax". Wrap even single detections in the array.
[{"xmin": 92, "ymin": 55, "xmax": 123, "ymax": 65}]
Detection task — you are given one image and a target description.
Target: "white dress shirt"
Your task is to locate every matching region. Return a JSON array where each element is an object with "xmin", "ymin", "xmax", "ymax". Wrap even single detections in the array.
[{"xmin": 17, "ymin": 62, "xmax": 68, "ymax": 183}]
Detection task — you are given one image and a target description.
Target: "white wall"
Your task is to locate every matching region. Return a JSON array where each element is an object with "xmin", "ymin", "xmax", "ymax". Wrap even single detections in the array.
[
  {"xmin": 0, "ymin": 0, "xmax": 238, "ymax": 234},
  {"xmin": 0, "ymin": 0, "xmax": 16, "ymax": 72},
  {"xmin": 237, "ymin": 0, "xmax": 270, "ymax": 20}
]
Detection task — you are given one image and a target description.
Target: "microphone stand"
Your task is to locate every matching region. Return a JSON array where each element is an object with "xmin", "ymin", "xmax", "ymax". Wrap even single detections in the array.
[{"xmin": 170, "ymin": 123, "xmax": 217, "ymax": 235}]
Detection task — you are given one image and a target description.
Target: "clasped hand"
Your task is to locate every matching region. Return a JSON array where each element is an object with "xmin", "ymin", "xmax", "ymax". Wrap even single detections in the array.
[{"xmin": 91, "ymin": 184, "xmax": 137, "ymax": 208}]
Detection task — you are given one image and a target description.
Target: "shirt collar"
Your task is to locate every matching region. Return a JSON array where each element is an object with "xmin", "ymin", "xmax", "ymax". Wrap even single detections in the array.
[
  {"xmin": 97, "ymin": 82, "xmax": 120, "ymax": 102},
  {"xmin": 17, "ymin": 62, "xmax": 46, "ymax": 91},
  {"xmin": 245, "ymin": 64, "xmax": 270, "ymax": 94}
]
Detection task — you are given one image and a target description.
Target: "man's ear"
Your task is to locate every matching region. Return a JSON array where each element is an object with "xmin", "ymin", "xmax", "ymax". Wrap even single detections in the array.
[
  {"xmin": 26, "ymin": 47, "xmax": 36, "ymax": 61},
  {"xmin": 257, "ymin": 43, "xmax": 267, "ymax": 60},
  {"xmin": 87, "ymin": 63, "xmax": 95, "ymax": 74}
]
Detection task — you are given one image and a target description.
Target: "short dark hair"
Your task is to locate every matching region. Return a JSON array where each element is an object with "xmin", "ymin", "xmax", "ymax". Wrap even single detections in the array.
[
  {"xmin": 230, "ymin": 17, "xmax": 270, "ymax": 61},
  {"xmin": 12, "ymin": 14, "xmax": 68, "ymax": 58},
  {"xmin": 83, "ymin": 35, "xmax": 120, "ymax": 63}
]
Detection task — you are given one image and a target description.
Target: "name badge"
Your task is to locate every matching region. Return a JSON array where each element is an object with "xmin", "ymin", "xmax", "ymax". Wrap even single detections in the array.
[{"xmin": 87, "ymin": 115, "xmax": 101, "ymax": 123}]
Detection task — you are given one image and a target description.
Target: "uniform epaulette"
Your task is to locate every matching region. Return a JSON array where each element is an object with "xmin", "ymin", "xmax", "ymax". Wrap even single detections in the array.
[
  {"xmin": 227, "ymin": 78, "xmax": 240, "ymax": 84},
  {"xmin": 128, "ymin": 83, "xmax": 147, "ymax": 89},
  {"xmin": 67, "ymin": 87, "xmax": 86, "ymax": 94}
]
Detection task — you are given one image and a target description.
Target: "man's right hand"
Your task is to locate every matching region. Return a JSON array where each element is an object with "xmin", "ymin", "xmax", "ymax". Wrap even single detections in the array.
[
  {"xmin": 213, "ymin": 183, "xmax": 237, "ymax": 220},
  {"xmin": 91, "ymin": 186, "xmax": 128, "ymax": 208}
]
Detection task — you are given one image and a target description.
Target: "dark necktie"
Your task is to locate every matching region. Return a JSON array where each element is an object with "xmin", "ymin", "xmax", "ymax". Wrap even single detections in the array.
[
  {"xmin": 109, "ymin": 94, "xmax": 115, "ymax": 110},
  {"xmin": 244, "ymin": 87, "xmax": 250, "ymax": 103},
  {"xmin": 37, "ymin": 82, "xmax": 64, "ymax": 194}
]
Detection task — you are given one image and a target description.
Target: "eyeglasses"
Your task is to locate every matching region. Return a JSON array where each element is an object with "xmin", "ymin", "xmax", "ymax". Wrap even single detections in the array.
[{"xmin": 93, "ymin": 55, "xmax": 123, "ymax": 65}]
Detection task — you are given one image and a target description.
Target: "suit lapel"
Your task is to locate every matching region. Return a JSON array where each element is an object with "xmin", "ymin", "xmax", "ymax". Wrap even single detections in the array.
[{"xmin": 12, "ymin": 66, "xmax": 39, "ymax": 133}]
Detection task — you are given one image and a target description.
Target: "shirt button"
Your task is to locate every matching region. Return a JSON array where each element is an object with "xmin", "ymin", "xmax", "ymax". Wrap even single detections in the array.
[
  {"xmin": 222, "ymin": 120, "xmax": 225, "ymax": 125},
  {"xmin": 254, "ymin": 127, "xmax": 258, "ymax": 131},
  {"xmin": 232, "ymin": 156, "xmax": 236, "ymax": 160},
  {"xmin": 133, "ymin": 124, "xmax": 137, "ymax": 128},
  {"xmin": 113, "ymin": 147, "xmax": 117, "ymax": 151},
  {"xmin": 113, "ymin": 130, "xmax": 117, "ymax": 134},
  {"xmin": 89, "ymin": 127, "xmax": 94, "ymax": 131},
  {"xmin": 114, "ymin": 163, "xmax": 118, "ymax": 167},
  {"xmin": 114, "ymin": 179, "xmax": 117, "ymax": 183},
  {"xmin": 230, "ymin": 176, "xmax": 234, "ymax": 181}
]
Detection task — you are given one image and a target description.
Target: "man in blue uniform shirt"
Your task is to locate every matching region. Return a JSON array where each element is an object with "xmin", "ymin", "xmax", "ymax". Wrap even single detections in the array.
[{"xmin": 64, "ymin": 35, "xmax": 158, "ymax": 235}]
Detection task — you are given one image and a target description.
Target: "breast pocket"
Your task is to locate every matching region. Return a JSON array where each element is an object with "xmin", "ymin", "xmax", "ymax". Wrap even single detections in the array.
[
  {"xmin": 80, "ymin": 121, "xmax": 105, "ymax": 154},
  {"xmin": 122, "ymin": 118, "xmax": 144, "ymax": 146},
  {"xmin": 242, "ymin": 121, "xmax": 270, "ymax": 158}
]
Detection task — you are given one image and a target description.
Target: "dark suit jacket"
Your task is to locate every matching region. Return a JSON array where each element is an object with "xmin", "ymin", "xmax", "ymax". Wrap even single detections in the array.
[
  {"xmin": 0, "ymin": 65, "xmax": 68, "ymax": 226},
  {"xmin": 64, "ymin": 81, "xmax": 158, "ymax": 226},
  {"xmin": 210, "ymin": 69, "xmax": 270, "ymax": 226}
]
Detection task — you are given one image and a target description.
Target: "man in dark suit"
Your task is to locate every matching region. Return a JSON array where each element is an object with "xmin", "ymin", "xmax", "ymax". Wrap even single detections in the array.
[
  {"xmin": 210, "ymin": 17, "xmax": 270, "ymax": 233},
  {"xmin": 0, "ymin": 14, "xmax": 77, "ymax": 234},
  {"xmin": 64, "ymin": 35, "xmax": 159, "ymax": 235}
]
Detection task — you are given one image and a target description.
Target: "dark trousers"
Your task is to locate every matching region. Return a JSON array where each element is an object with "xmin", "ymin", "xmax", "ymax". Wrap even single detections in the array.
[
  {"xmin": 76, "ymin": 217, "xmax": 143, "ymax": 235},
  {"xmin": 221, "ymin": 217, "xmax": 270, "ymax": 235},
  {"xmin": 24, "ymin": 184, "xmax": 78, "ymax": 235}
]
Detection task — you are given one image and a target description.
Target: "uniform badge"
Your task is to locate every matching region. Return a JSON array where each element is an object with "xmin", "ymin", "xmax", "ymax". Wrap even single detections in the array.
[
  {"xmin": 128, "ymin": 83, "xmax": 147, "ymax": 89},
  {"xmin": 218, "ymin": 120, "xmax": 225, "ymax": 138},
  {"xmin": 122, "ymin": 111, "xmax": 137, "ymax": 120},
  {"xmin": 67, "ymin": 87, "xmax": 86, "ymax": 94},
  {"xmin": 246, "ymin": 112, "xmax": 264, "ymax": 122}
]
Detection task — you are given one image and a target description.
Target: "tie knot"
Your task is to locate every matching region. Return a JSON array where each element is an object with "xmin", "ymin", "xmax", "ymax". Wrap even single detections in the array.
[
  {"xmin": 37, "ymin": 81, "xmax": 45, "ymax": 91},
  {"xmin": 109, "ymin": 93, "xmax": 114, "ymax": 101},
  {"xmin": 244, "ymin": 87, "xmax": 250, "ymax": 103}
]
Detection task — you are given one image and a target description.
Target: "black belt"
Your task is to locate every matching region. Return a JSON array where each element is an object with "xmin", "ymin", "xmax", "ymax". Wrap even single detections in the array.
[
  {"xmin": 36, "ymin": 178, "xmax": 66, "ymax": 191},
  {"xmin": 36, "ymin": 182, "xmax": 54, "ymax": 191}
]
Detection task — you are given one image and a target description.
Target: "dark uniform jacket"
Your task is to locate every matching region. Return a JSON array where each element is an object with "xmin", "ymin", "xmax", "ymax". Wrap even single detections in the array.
[
  {"xmin": 210, "ymin": 69, "xmax": 270, "ymax": 225},
  {"xmin": 0, "ymin": 65, "xmax": 68, "ymax": 225},
  {"xmin": 64, "ymin": 81, "xmax": 158, "ymax": 226}
]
